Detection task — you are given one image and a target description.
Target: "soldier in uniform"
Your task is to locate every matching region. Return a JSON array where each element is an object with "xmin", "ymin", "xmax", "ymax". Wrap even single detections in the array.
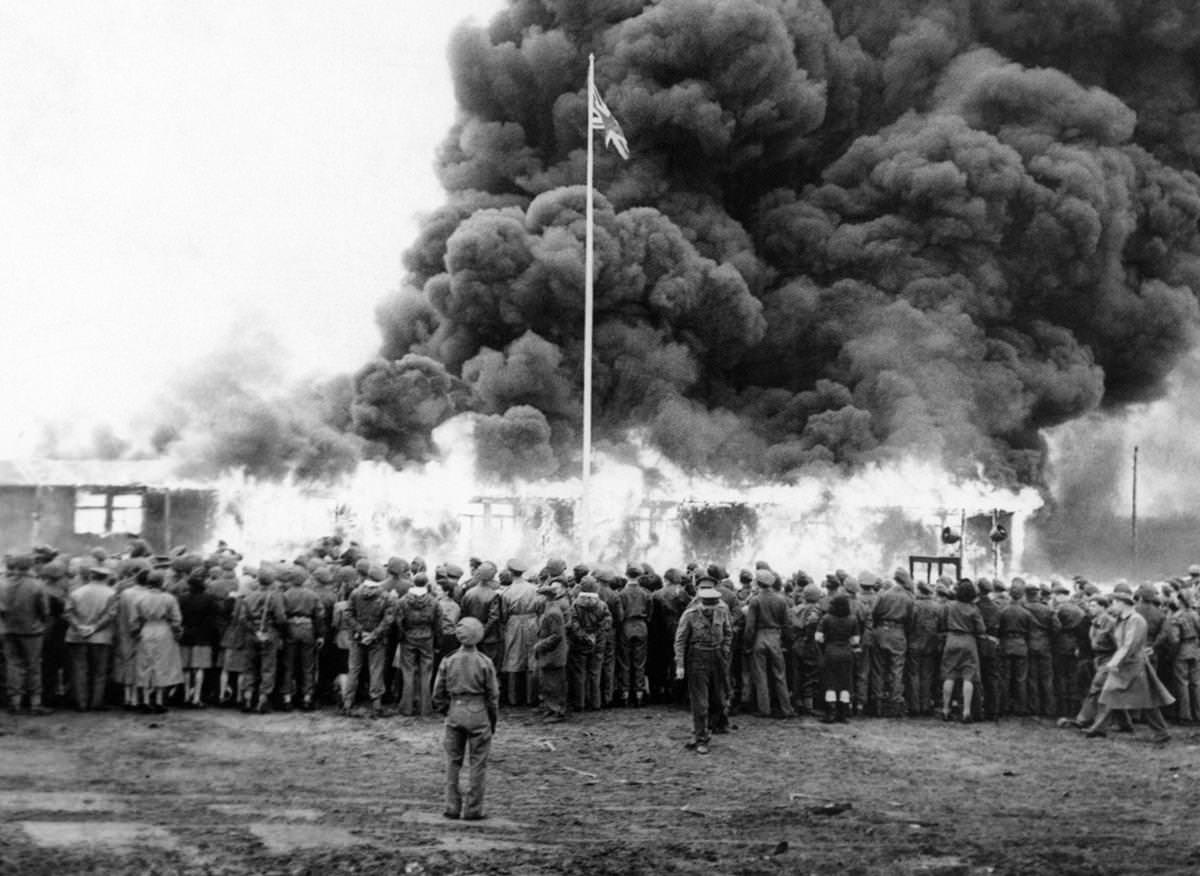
[
  {"xmin": 1051, "ymin": 581, "xmax": 1086, "ymax": 719},
  {"xmin": 906, "ymin": 580, "xmax": 943, "ymax": 717},
  {"xmin": 37, "ymin": 558, "xmax": 70, "ymax": 707},
  {"xmin": 2, "ymin": 555, "xmax": 51, "ymax": 714},
  {"xmin": 974, "ymin": 579, "xmax": 1001, "ymax": 720},
  {"xmin": 1165, "ymin": 591, "xmax": 1200, "ymax": 723},
  {"xmin": 674, "ymin": 579, "xmax": 732, "ymax": 754},
  {"xmin": 433, "ymin": 617, "xmax": 499, "ymax": 821},
  {"xmin": 533, "ymin": 578, "xmax": 569, "ymax": 723},
  {"xmin": 394, "ymin": 573, "xmax": 441, "ymax": 717},
  {"xmin": 498, "ymin": 560, "xmax": 541, "ymax": 707},
  {"xmin": 872, "ymin": 569, "xmax": 916, "ymax": 717},
  {"xmin": 342, "ymin": 565, "xmax": 393, "ymax": 717},
  {"xmin": 280, "ymin": 565, "xmax": 325, "ymax": 711},
  {"xmin": 745, "ymin": 570, "xmax": 794, "ymax": 718},
  {"xmin": 1024, "ymin": 583, "xmax": 1060, "ymax": 717},
  {"xmin": 237, "ymin": 566, "xmax": 287, "ymax": 713},
  {"xmin": 850, "ymin": 574, "xmax": 877, "ymax": 716},
  {"xmin": 594, "ymin": 568, "xmax": 624, "ymax": 707},
  {"xmin": 432, "ymin": 568, "xmax": 463, "ymax": 684},
  {"xmin": 649, "ymin": 568, "xmax": 690, "ymax": 705},
  {"xmin": 460, "ymin": 562, "xmax": 502, "ymax": 668},
  {"xmin": 568, "ymin": 577, "xmax": 611, "ymax": 712},
  {"xmin": 997, "ymin": 579, "xmax": 1032, "ymax": 716},
  {"xmin": 616, "ymin": 569, "xmax": 654, "ymax": 706}
]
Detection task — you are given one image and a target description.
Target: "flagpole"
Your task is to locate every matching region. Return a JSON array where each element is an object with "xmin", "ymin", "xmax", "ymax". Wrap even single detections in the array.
[{"xmin": 581, "ymin": 53, "xmax": 596, "ymax": 562}]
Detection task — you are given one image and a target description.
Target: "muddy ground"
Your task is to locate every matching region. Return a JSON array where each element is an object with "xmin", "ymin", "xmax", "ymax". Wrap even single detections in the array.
[{"xmin": 1, "ymin": 703, "xmax": 1198, "ymax": 876}]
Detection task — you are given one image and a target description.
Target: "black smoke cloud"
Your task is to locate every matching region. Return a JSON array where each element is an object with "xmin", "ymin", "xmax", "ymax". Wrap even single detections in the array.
[
  {"xmin": 150, "ymin": 329, "xmax": 364, "ymax": 481},
  {"xmin": 359, "ymin": 0, "xmax": 1200, "ymax": 487}
]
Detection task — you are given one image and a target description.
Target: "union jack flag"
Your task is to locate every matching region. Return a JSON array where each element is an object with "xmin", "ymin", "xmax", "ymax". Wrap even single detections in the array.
[{"xmin": 589, "ymin": 82, "xmax": 629, "ymax": 160}]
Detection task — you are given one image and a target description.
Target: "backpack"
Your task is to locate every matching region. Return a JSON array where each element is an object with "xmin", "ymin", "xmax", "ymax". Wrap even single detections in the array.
[
  {"xmin": 569, "ymin": 600, "xmax": 605, "ymax": 653},
  {"xmin": 403, "ymin": 593, "xmax": 437, "ymax": 638}
]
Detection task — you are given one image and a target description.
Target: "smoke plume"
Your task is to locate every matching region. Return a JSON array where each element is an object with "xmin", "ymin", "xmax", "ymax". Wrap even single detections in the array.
[
  {"xmin": 148, "ymin": 327, "xmax": 364, "ymax": 481},
  {"xmin": 361, "ymin": 0, "xmax": 1200, "ymax": 489}
]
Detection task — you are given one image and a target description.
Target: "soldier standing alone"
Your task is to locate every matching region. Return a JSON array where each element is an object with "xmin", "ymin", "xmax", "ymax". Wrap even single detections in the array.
[
  {"xmin": 674, "ymin": 578, "xmax": 732, "ymax": 754},
  {"xmin": 433, "ymin": 617, "xmax": 499, "ymax": 821}
]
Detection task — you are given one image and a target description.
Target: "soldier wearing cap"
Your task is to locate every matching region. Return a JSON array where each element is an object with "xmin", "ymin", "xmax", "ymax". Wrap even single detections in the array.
[
  {"xmin": 745, "ymin": 569, "xmax": 795, "ymax": 718},
  {"xmin": 871, "ymin": 568, "xmax": 916, "ymax": 717},
  {"xmin": 498, "ymin": 558, "xmax": 540, "ymax": 707},
  {"xmin": 674, "ymin": 578, "xmax": 732, "ymax": 754},
  {"xmin": 236, "ymin": 565, "xmax": 287, "ymax": 713},
  {"xmin": 905, "ymin": 579, "xmax": 942, "ymax": 717},
  {"xmin": 64, "ymin": 565, "xmax": 118, "ymax": 711},
  {"xmin": 394, "ymin": 573, "xmax": 442, "ymax": 717},
  {"xmin": 616, "ymin": 565, "xmax": 655, "ymax": 707},
  {"xmin": 342, "ymin": 565, "xmax": 393, "ymax": 717},
  {"xmin": 1051, "ymin": 580, "xmax": 1085, "ymax": 719},
  {"xmin": 1165, "ymin": 590, "xmax": 1200, "ymax": 723},
  {"xmin": 568, "ymin": 577, "xmax": 612, "ymax": 712},
  {"xmin": 1023, "ymin": 582, "xmax": 1061, "ymax": 717},
  {"xmin": 997, "ymin": 578, "xmax": 1032, "ymax": 716},
  {"xmin": 593, "ymin": 567, "xmax": 624, "ymax": 707},
  {"xmin": 1081, "ymin": 588, "xmax": 1173, "ymax": 742},
  {"xmin": 461, "ymin": 562, "xmax": 503, "ymax": 668},
  {"xmin": 973, "ymin": 578, "xmax": 1001, "ymax": 720},
  {"xmin": 432, "ymin": 569, "xmax": 463, "ymax": 683},
  {"xmin": 2, "ymin": 554, "xmax": 52, "ymax": 714},
  {"xmin": 650, "ymin": 568, "xmax": 690, "ymax": 705},
  {"xmin": 38, "ymin": 557, "xmax": 71, "ymax": 707},
  {"xmin": 433, "ymin": 616, "xmax": 499, "ymax": 821},
  {"xmin": 533, "ymin": 578, "xmax": 570, "ymax": 722},
  {"xmin": 851, "ymin": 572, "xmax": 878, "ymax": 717},
  {"xmin": 279, "ymin": 564, "xmax": 325, "ymax": 711}
]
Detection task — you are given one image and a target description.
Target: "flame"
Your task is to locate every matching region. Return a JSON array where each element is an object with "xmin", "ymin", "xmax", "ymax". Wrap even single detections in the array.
[{"xmin": 208, "ymin": 413, "xmax": 1042, "ymax": 578}]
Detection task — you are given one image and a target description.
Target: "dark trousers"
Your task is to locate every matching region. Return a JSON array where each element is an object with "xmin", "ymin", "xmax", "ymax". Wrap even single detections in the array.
[
  {"xmin": 42, "ymin": 620, "xmax": 68, "ymax": 704},
  {"xmin": 906, "ymin": 649, "xmax": 938, "ymax": 715},
  {"xmin": 282, "ymin": 633, "xmax": 317, "ymax": 705},
  {"xmin": 856, "ymin": 641, "xmax": 875, "ymax": 713},
  {"xmin": 618, "ymin": 634, "xmax": 648, "ymax": 700},
  {"xmin": 997, "ymin": 654, "xmax": 1028, "ymax": 715},
  {"xmin": 751, "ymin": 630, "xmax": 793, "ymax": 716},
  {"xmin": 1052, "ymin": 652, "xmax": 1079, "ymax": 717},
  {"xmin": 69, "ymin": 642, "xmax": 111, "ymax": 710},
  {"xmin": 241, "ymin": 636, "xmax": 280, "ymax": 705},
  {"xmin": 601, "ymin": 630, "xmax": 617, "ymax": 705},
  {"xmin": 977, "ymin": 654, "xmax": 999, "ymax": 719},
  {"xmin": 444, "ymin": 723, "xmax": 491, "ymax": 818},
  {"xmin": 872, "ymin": 639, "xmax": 907, "ymax": 716},
  {"xmin": 538, "ymin": 665, "xmax": 566, "ymax": 717},
  {"xmin": 345, "ymin": 641, "xmax": 386, "ymax": 707},
  {"xmin": 1026, "ymin": 651, "xmax": 1055, "ymax": 716},
  {"xmin": 4, "ymin": 634, "xmax": 44, "ymax": 708},
  {"xmin": 1173, "ymin": 657, "xmax": 1200, "ymax": 722},
  {"xmin": 568, "ymin": 647, "xmax": 603, "ymax": 710},
  {"xmin": 399, "ymin": 638, "xmax": 435, "ymax": 716},
  {"xmin": 686, "ymin": 649, "xmax": 727, "ymax": 743}
]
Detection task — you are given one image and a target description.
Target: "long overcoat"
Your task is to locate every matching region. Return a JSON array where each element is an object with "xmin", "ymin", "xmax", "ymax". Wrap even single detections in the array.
[{"xmin": 1098, "ymin": 610, "xmax": 1175, "ymax": 710}]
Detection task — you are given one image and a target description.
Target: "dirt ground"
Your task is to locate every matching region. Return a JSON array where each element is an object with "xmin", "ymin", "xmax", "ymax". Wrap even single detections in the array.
[{"xmin": 2, "ymin": 703, "xmax": 1199, "ymax": 876}]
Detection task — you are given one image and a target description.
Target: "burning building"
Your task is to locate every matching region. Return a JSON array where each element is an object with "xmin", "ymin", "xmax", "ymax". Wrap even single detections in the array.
[{"xmin": 0, "ymin": 460, "xmax": 216, "ymax": 556}]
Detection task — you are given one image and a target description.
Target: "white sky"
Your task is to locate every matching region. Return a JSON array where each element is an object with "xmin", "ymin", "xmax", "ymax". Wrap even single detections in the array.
[{"xmin": 0, "ymin": 1, "xmax": 503, "ymax": 457}]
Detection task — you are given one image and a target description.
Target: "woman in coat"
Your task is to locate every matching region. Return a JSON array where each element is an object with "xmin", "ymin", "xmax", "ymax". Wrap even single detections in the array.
[
  {"xmin": 133, "ymin": 570, "xmax": 184, "ymax": 714},
  {"xmin": 1084, "ymin": 588, "xmax": 1174, "ymax": 742}
]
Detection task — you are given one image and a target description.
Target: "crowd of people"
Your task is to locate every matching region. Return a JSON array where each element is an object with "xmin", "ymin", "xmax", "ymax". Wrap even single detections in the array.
[{"xmin": 3, "ymin": 537, "xmax": 1196, "ymax": 754}]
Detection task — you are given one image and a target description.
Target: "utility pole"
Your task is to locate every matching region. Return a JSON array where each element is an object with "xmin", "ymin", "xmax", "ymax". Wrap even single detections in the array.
[{"xmin": 1131, "ymin": 445, "xmax": 1139, "ymax": 574}]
